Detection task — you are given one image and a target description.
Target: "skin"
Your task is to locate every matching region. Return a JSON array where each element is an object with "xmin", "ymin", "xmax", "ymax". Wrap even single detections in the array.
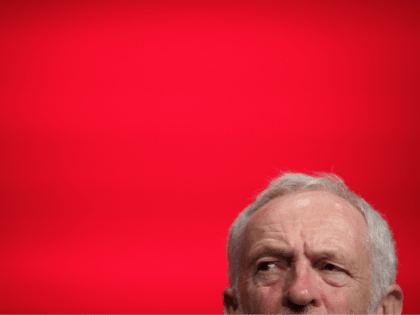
[{"xmin": 223, "ymin": 191, "xmax": 403, "ymax": 314}]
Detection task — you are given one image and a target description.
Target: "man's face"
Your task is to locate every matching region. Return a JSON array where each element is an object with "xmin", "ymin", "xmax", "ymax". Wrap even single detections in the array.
[{"xmin": 241, "ymin": 191, "xmax": 372, "ymax": 313}]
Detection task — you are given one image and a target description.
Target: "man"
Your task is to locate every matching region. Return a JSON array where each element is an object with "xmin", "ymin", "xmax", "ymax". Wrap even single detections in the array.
[{"xmin": 223, "ymin": 172, "xmax": 403, "ymax": 314}]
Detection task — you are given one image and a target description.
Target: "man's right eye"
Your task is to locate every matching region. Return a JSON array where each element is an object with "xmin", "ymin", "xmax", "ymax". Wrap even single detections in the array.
[
  {"xmin": 257, "ymin": 261, "xmax": 277, "ymax": 272},
  {"xmin": 255, "ymin": 261, "xmax": 286, "ymax": 285}
]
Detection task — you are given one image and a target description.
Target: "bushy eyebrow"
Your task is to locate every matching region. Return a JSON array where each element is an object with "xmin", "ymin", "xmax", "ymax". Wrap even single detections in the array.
[{"xmin": 248, "ymin": 246, "xmax": 351, "ymax": 269}]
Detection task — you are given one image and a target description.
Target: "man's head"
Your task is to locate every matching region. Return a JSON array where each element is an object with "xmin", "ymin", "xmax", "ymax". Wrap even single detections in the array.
[{"xmin": 224, "ymin": 172, "xmax": 403, "ymax": 314}]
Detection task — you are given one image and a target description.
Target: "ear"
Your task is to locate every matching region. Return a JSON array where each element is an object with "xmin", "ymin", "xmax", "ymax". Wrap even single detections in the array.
[
  {"xmin": 375, "ymin": 284, "xmax": 403, "ymax": 314},
  {"xmin": 223, "ymin": 287, "xmax": 238, "ymax": 314}
]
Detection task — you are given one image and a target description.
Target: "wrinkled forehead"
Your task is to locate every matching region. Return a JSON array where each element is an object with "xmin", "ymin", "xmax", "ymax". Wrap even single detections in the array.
[{"xmin": 245, "ymin": 191, "xmax": 368, "ymax": 246}]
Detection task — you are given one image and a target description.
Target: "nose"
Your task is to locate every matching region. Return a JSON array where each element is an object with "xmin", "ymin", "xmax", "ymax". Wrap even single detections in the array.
[{"xmin": 283, "ymin": 259, "xmax": 321, "ymax": 309}]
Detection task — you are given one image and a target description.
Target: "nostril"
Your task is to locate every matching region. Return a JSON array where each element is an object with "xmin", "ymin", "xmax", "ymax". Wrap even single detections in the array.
[{"xmin": 284, "ymin": 299, "xmax": 315, "ymax": 314}]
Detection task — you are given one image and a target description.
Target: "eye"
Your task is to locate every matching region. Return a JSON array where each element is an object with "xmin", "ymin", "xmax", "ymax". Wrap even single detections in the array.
[
  {"xmin": 257, "ymin": 261, "xmax": 277, "ymax": 272},
  {"xmin": 321, "ymin": 263, "xmax": 341, "ymax": 272},
  {"xmin": 319, "ymin": 263, "xmax": 348, "ymax": 286},
  {"xmin": 255, "ymin": 261, "xmax": 286, "ymax": 286}
]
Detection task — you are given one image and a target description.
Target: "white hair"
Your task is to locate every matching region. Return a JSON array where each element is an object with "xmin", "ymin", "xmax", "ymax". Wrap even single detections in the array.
[{"xmin": 226, "ymin": 172, "xmax": 398, "ymax": 313}]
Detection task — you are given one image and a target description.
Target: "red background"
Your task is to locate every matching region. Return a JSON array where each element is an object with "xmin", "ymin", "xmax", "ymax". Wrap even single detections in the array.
[{"xmin": 1, "ymin": 1, "xmax": 419, "ymax": 313}]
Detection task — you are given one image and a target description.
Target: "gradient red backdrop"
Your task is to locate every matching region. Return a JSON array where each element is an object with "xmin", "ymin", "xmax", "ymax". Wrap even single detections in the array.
[{"xmin": 1, "ymin": 1, "xmax": 419, "ymax": 313}]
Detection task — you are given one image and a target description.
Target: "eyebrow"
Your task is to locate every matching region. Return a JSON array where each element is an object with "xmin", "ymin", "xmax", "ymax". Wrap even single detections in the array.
[{"xmin": 248, "ymin": 246, "xmax": 351, "ymax": 269}]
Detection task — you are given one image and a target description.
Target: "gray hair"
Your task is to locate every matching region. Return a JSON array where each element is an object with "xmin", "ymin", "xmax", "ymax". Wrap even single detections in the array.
[{"xmin": 226, "ymin": 172, "xmax": 398, "ymax": 313}]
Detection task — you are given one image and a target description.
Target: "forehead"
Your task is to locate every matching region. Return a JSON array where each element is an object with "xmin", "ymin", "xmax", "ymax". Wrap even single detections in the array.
[{"xmin": 245, "ymin": 191, "xmax": 368, "ymax": 252}]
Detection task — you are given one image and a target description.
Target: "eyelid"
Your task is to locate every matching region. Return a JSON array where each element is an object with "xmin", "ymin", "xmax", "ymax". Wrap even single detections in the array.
[
  {"xmin": 257, "ymin": 261, "xmax": 274, "ymax": 269},
  {"xmin": 319, "ymin": 262, "xmax": 348, "ymax": 274},
  {"xmin": 322, "ymin": 263, "xmax": 339, "ymax": 269},
  {"xmin": 256, "ymin": 258, "xmax": 290, "ymax": 270},
  {"xmin": 257, "ymin": 260, "xmax": 275, "ymax": 268}
]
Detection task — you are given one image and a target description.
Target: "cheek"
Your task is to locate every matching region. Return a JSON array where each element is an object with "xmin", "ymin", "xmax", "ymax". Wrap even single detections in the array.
[
  {"xmin": 247, "ymin": 280, "xmax": 284, "ymax": 313},
  {"xmin": 321, "ymin": 288, "xmax": 350, "ymax": 313}
]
